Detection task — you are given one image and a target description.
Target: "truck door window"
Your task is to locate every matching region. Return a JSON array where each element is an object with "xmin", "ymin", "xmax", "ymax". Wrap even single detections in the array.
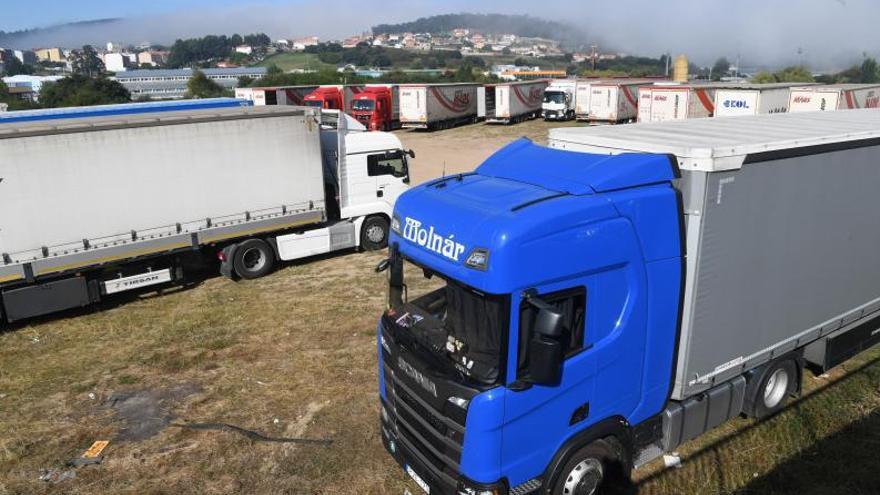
[
  {"xmin": 368, "ymin": 151, "xmax": 407, "ymax": 178},
  {"xmin": 517, "ymin": 287, "xmax": 586, "ymax": 378}
]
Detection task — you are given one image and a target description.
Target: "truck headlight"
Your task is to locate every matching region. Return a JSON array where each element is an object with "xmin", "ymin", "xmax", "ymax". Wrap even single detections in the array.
[
  {"xmin": 465, "ymin": 248, "xmax": 490, "ymax": 271},
  {"xmin": 391, "ymin": 215, "xmax": 401, "ymax": 234}
]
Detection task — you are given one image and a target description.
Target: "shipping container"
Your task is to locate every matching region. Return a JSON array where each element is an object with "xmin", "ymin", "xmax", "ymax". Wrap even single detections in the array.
[
  {"xmin": 788, "ymin": 84, "xmax": 880, "ymax": 112},
  {"xmin": 399, "ymin": 83, "xmax": 480, "ymax": 130}
]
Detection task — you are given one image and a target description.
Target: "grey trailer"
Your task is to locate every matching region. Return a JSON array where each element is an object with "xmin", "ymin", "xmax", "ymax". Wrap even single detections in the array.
[{"xmin": 550, "ymin": 109, "xmax": 880, "ymax": 401}]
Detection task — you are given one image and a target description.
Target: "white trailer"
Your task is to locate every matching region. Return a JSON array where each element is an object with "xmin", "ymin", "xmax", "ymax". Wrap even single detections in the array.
[
  {"xmin": 588, "ymin": 80, "xmax": 649, "ymax": 123},
  {"xmin": 485, "ymin": 80, "xmax": 549, "ymax": 124},
  {"xmin": 0, "ymin": 106, "xmax": 412, "ymax": 323},
  {"xmin": 788, "ymin": 84, "xmax": 880, "ymax": 112},
  {"xmin": 637, "ymin": 83, "xmax": 721, "ymax": 122},
  {"xmin": 399, "ymin": 83, "xmax": 479, "ymax": 130},
  {"xmin": 575, "ymin": 80, "xmax": 598, "ymax": 121},
  {"xmin": 713, "ymin": 83, "xmax": 813, "ymax": 117},
  {"xmin": 235, "ymin": 85, "xmax": 319, "ymax": 106},
  {"xmin": 542, "ymin": 79, "xmax": 577, "ymax": 121}
]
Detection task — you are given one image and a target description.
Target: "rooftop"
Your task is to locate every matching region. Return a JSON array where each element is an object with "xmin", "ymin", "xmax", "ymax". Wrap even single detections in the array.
[
  {"xmin": 115, "ymin": 67, "xmax": 267, "ymax": 79},
  {"xmin": 550, "ymin": 109, "xmax": 880, "ymax": 172}
]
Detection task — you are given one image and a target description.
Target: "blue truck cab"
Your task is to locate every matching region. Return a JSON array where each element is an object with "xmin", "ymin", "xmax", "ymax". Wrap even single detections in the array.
[{"xmin": 377, "ymin": 138, "xmax": 684, "ymax": 495}]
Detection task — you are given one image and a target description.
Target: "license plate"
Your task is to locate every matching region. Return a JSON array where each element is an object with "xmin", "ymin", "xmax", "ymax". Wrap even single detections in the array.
[{"xmin": 405, "ymin": 465, "xmax": 430, "ymax": 494}]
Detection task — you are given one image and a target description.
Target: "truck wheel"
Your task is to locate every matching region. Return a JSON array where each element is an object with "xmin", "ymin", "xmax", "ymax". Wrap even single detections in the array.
[
  {"xmin": 361, "ymin": 216, "xmax": 389, "ymax": 251},
  {"xmin": 744, "ymin": 359, "xmax": 799, "ymax": 419},
  {"xmin": 551, "ymin": 439, "xmax": 620, "ymax": 495},
  {"xmin": 232, "ymin": 239, "xmax": 275, "ymax": 280}
]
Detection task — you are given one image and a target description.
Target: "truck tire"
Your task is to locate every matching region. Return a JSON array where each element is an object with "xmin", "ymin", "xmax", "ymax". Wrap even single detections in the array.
[
  {"xmin": 232, "ymin": 239, "xmax": 275, "ymax": 280},
  {"xmin": 550, "ymin": 438, "xmax": 621, "ymax": 495},
  {"xmin": 361, "ymin": 216, "xmax": 389, "ymax": 251},
  {"xmin": 744, "ymin": 358, "xmax": 799, "ymax": 419}
]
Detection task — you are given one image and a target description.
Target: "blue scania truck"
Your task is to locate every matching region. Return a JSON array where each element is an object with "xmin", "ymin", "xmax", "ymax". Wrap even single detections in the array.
[{"xmin": 376, "ymin": 110, "xmax": 880, "ymax": 495}]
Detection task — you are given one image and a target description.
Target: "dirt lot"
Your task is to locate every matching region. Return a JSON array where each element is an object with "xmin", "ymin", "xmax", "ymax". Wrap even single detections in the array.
[{"xmin": 1, "ymin": 118, "xmax": 879, "ymax": 495}]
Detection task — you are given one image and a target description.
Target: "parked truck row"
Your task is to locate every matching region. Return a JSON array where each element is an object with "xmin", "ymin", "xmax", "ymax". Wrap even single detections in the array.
[
  {"xmin": 0, "ymin": 105, "xmax": 412, "ymax": 324},
  {"xmin": 377, "ymin": 109, "xmax": 880, "ymax": 495},
  {"xmin": 236, "ymin": 80, "xmax": 880, "ymax": 134}
]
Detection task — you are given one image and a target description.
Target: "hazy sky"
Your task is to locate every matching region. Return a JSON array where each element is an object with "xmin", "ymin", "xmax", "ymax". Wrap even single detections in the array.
[{"xmin": 3, "ymin": 0, "xmax": 878, "ymax": 70}]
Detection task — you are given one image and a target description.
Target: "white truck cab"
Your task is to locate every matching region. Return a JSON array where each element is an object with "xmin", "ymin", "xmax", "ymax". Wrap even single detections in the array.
[
  {"xmin": 542, "ymin": 79, "xmax": 577, "ymax": 121},
  {"xmin": 272, "ymin": 111, "xmax": 412, "ymax": 262}
]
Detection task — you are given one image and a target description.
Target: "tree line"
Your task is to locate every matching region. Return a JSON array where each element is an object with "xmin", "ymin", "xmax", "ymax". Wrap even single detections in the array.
[{"xmin": 167, "ymin": 33, "xmax": 271, "ymax": 68}]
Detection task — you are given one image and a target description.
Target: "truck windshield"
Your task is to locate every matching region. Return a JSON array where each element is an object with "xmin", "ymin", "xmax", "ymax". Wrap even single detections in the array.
[
  {"xmin": 352, "ymin": 99, "xmax": 376, "ymax": 111},
  {"xmin": 388, "ymin": 257, "xmax": 508, "ymax": 385},
  {"xmin": 543, "ymin": 91, "xmax": 566, "ymax": 104},
  {"xmin": 304, "ymin": 100, "xmax": 324, "ymax": 108}
]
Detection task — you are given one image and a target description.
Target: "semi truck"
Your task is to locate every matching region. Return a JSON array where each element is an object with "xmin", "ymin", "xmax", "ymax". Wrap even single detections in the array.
[
  {"xmin": 637, "ymin": 83, "xmax": 720, "ymax": 122},
  {"xmin": 234, "ymin": 85, "xmax": 319, "ymax": 106},
  {"xmin": 788, "ymin": 84, "xmax": 880, "ymax": 112},
  {"xmin": 0, "ymin": 105, "xmax": 411, "ymax": 324},
  {"xmin": 0, "ymin": 97, "xmax": 250, "ymax": 123},
  {"xmin": 350, "ymin": 84, "xmax": 401, "ymax": 131},
  {"xmin": 375, "ymin": 110, "xmax": 880, "ymax": 495},
  {"xmin": 588, "ymin": 80, "xmax": 646, "ymax": 123},
  {"xmin": 713, "ymin": 83, "xmax": 814, "ymax": 117},
  {"xmin": 303, "ymin": 85, "xmax": 364, "ymax": 111},
  {"xmin": 483, "ymin": 80, "xmax": 549, "ymax": 124},
  {"xmin": 400, "ymin": 83, "xmax": 480, "ymax": 130},
  {"xmin": 542, "ymin": 79, "xmax": 577, "ymax": 121}
]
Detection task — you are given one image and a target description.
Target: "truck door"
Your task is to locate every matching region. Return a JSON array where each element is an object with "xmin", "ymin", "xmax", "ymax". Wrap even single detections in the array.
[{"xmin": 367, "ymin": 150, "xmax": 409, "ymax": 208}]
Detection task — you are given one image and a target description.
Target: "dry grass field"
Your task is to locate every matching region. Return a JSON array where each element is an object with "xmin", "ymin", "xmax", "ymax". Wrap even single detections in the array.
[{"xmin": 1, "ymin": 118, "xmax": 878, "ymax": 495}]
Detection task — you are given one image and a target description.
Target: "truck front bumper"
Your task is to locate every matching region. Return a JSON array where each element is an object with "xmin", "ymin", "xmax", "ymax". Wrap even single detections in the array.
[{"xmin": 380, "ymin": 406, "xmax": 507, "ymax": 495}]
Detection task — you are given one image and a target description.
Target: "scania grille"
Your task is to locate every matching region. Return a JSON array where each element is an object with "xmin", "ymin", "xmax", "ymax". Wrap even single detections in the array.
[{"xmin": 382, "ymin": 359, "xmax": 465, "ymax": 483}]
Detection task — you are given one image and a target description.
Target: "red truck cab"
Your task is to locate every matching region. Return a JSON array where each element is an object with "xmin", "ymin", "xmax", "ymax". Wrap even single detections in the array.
[
  {"xmin": 303, "ymin": 86, "xmax": 344, "ymax": 110},
  {"xmin": 351, "ymin": 86, "xmax": 399, "ymax": 131}
]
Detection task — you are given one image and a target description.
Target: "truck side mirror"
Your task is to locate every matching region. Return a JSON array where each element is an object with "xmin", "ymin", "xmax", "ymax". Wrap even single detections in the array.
[
  {"xmin": 528, "ymin": 333, "xmax": 564, "ymax": 385},
  {"xmin": 522, "ymin": 291, "xmax": 565, "ymax": 386},
  {"xmin": 534, "ymin": 306, "xmax": 564, "ymax": 338},
  {"xmin": 407, "ymin": 149, "xmax": 416, "ymax": 159}
]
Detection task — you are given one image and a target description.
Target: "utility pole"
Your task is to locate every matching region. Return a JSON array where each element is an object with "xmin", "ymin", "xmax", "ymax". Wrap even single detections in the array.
[
  {"xmin": 665, "ymin": 52, "xmax": 670, "ymax": 77},
  {"xmin": 590, "ymin": 43, "xmax": 598, "ymax": 71}
]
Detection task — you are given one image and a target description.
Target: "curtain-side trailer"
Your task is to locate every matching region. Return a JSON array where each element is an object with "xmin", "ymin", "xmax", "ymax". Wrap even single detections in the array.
[
  {"xmin": 399, "ymin": 83, "xmax": 479, "ymax": 130},
  {"xmin": 484, "ymin": 80, "xmax": 549, "ymax": 124},
  {"xmin": 588, "ymin": 80, "xmax": 649, "ymax": 123},
  {"xmin": 234, "ymin": 86, "xmax": 319, "ymax": 106},
  {"xmin": 789, "ymin": 84, "xmax": 880, "ymax": 112},
  {"xmin": 0, "ymin": 106, "xmax": 412, "ymax": 324},
  {"xmin": 637, "ymin": 83, "xmax": 720, "ymax": 122},
  {"xmin": 376, "ymin": 110, "xmax": 880, "ymax": 495}
]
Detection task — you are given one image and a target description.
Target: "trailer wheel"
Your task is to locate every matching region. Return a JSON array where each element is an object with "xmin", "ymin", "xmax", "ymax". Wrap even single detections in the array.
[
  {"xmin": 551, "ymin": 439, "xmax": 620, "ymax": 495},
  {"xmin": 232, "ymin": 239, "xmax": 275, "ymax": 280},
  {"xmin": 744, "ymin": 358, "xmax": 799, "ymax": 419},
  {"xmin": 361, "ymin": 216, "xmax": 389, "ymax": 251}
]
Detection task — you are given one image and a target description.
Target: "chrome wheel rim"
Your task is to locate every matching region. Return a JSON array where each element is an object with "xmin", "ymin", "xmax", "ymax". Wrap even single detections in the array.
[
  {"xmin": 763, "ymin": 368, "xmax": 789, "ymax": 409},
  {"xmin": 563, "ymin": 458, "xmax": 603, "ymax": 495},
  {"xmin": 366, "ymin": 224, "xmax": 385, "ymax": 243}
]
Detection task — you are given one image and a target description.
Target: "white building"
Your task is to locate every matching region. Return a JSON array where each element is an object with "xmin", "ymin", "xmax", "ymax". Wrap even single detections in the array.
[
  {"xmin": 2, "ymin": 75, "xmax": 64, "ymax": 101},
  {"xmin": 235, "ymin": 45, "xmax": 254, "ymax": 55},
  {"xmin": 103, "ymin": 52, "xmax": 130, "ymax": 72}
]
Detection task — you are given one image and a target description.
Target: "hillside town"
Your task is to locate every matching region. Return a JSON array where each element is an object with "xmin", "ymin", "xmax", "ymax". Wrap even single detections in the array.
[{"xmin": 0, "ymin": 24, "xmax": 627, "ymax": 103}]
